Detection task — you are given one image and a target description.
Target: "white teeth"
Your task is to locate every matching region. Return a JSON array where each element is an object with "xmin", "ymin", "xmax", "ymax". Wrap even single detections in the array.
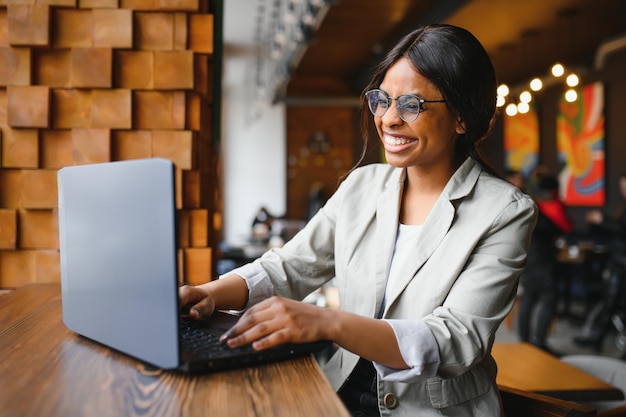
[{"xmin": 385, "ymin": 136, "xmax": 414, "ymax": 146}]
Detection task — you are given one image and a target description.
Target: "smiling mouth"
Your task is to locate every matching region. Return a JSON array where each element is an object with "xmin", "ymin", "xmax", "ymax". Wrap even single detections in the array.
[{"xmin": 384, "ymin": 135, "xmax": 416, "ymax": 146}]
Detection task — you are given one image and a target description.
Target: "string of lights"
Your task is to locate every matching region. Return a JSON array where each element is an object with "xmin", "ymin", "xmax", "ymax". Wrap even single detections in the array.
[{"xmin": 497, "ymin": 62, "xmax": 584, "ymax": 117}]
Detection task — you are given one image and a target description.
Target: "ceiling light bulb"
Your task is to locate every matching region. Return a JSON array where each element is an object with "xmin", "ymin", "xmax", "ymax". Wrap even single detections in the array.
[
  {"xmin": 496, "ymin": 96, "xmax": 506, "ymax": 107},
  {"xmin": 505, "ymin": 103, "xmax": 518, "ymax": 116},
  {"xmin": 530, "ymin": 78, "xmax": 543, "ymax": 91},
  {"xmin": 551, "ymin": 63, "xmax": 565, "ymax": 77},
  {"xmin": 519, "ymin": 91, "xmax": 532, "ymax": 103},
  {"xmin": 497, "ymin": 84, "xmax": 510, "ymax": 97},
  {"xmin": 565, "ymin": 89, "xmax": 578, "ymax": 102},
  {"xmin": 566, "ymin": 73, "xmax": 580, "ymax": 87},
  {"xmin": 517, "ymin": 102, "xmax": 530, "ymax": 114}
]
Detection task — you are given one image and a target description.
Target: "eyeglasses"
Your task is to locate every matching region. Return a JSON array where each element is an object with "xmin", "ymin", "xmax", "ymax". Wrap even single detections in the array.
[{"xmin": 364, "ymin": 89, "xmax": 447, "ymax": 122}]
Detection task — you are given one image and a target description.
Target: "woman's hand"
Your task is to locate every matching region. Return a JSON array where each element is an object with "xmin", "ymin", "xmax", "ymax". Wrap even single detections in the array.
[
  {"xmin": 178, "ymin": 284, "xmax": 216, "ymax": 319},
  {"xmin": 219, "ymin": 296, "xmax": 332, "ymax": 351}
]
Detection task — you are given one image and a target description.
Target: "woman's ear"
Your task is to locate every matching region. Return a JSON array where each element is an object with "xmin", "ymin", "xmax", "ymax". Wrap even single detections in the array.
[{"xmin": 455, "ymin": 117, "xmax": 466, "ymax": 135}]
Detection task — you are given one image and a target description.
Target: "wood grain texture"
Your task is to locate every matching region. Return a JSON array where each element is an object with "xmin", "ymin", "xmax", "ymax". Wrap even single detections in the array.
[
  {"xmin": 493, "ymin": 342, "xmax": 624, "ymax": 402},
  {"xmin": 0, "ymin": 284, "xmax": 350, "ymax": 417}
]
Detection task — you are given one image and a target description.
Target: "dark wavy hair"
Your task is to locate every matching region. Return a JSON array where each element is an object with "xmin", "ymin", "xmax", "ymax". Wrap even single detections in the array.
[{"xmin": 357, "ymin": 24, "xmax": 499, "ymax": 176}]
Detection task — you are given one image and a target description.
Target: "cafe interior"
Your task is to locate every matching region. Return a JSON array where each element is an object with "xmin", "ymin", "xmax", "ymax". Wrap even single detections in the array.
[{"xmin": 2, "ymin": 0, "xmax": 626, "ymax": 416}]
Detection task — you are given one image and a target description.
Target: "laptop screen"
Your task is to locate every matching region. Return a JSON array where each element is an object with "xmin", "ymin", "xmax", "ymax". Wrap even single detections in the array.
[{"xmin": 58, "ymin": 158, "xmax": 181, "ymax": 369}]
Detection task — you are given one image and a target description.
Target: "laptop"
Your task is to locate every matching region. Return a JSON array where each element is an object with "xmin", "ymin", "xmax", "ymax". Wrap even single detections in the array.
[{"xmin": 58, "ymin": 158, "xmax": 330, "ymax": 373}]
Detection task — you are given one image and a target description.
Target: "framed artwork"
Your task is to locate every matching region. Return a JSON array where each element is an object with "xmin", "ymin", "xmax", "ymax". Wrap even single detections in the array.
[
  {"xmin": 504, "ymin": 104, "xmax": 540, "ymax": 178},
  {"xmin": 556, "ymin": 82, "xmax": 605, "ymax": 206}
]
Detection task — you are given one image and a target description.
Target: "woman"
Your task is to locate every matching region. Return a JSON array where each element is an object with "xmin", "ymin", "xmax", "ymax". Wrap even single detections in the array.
[{"xmin": 180, "ymin": 24, "xmax": 537, "ymax": 416}]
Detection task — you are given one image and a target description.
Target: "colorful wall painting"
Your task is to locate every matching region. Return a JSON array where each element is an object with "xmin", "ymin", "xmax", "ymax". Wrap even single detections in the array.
[
  {"xmin": 556, "ymin": 82, "xmax": 605, "ymax": 206},
  {"xmin": 504, "ymin": 104, "xmax": 540, "ymax": 178}
]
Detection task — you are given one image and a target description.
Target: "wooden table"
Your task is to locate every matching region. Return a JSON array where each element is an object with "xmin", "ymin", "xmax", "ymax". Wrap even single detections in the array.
[
  {"xmin": 493, "ymin": 342, "xmax": 624, "ymax": 402},
  {"xmin": 0, "ymin": 284, "xmax": 350, "ymax": 417}
]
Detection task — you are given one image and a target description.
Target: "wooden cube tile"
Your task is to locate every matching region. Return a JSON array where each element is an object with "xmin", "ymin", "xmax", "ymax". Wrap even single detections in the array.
[
  {"xmin": 158, "ymin": 0, "xmax": 200, "ymax": 11},
  {"xmin": 111, "ymin": 130, "xmax": 152, "ymax": 161},
  {"xmin": 177, "ymin": 209, "xmax": 190, "ymax": 248},
  {"xmin": 35, "ymin": 249, "xmax": 61, "ymax": 283},
  {"xmin": 171, "ymin": 90, "xmax": 186, "ymax": 129},
  {"xmin": 0, "ymin": 169, "xmax": 22, "ymax": 208},
  {"xmin": 0, "ymin": 89, "xmax": 5, "ymax": 126},
  {"xmin": 91, "ymin": 89, "xmax": 131, "ymax": 129},
  {"xmin": 18, "ymin": 209, "xmax": 59, "ymax": 249},
  {"xmin": 186, "ymin": 92, "xmax": 201, "ymax": 132},
  {"xmin": 0, "ymin": 10, "xmax": 8, "ymax": 47},
  {"xmin": 0, "ymin": 208, "xmax": 17, "ymax": 249},
  {"xmin": 1, "ymin": 127, "xmax": 38, "ymax": 168},
  {"xmin": 7, "ymin": 4, "xmax": 50, "ymax": 47},
  {"xmin": 79, "ymin": 0, "xmax": 118, "ymax": 8},
  {"xmin": 182, "ymin": 169, "xmax": 200, "ymax": 209},
  {"xmin": 42, "ymin": 0, "xmax": 77, "ymax": 6},
  {"xmin": 133, "ymin": 91, "xmax": 185, "ymax": 130},
  {"xmin": 7, "ymin": 85, "xmax": 50, "ymax": 128},
  {"xmin": 174, "ymin": 166, "xmax": 183, "ymax": 209},
  {"xmin": 0, "ymin": 47, "xmax": 31, "ymax": 86},
  {"xmin": 71, "ymin": 48, "xmax": 112, "ymax": 88},
  {"xmin": 114, "ymin": 50, "xmax": 154, "ymax": 89},
  {"xmin": 71, "ymin": 128, "xmax": 110, "ymax": 165},
  {"xmin": 173, "ymin": 12, "xmax": 187, "ymax": 50},
  {"xmin": 154, "ymin": 50, "xmax": 194, "ymax": 90},
  {"xmin": 194, "ymin": 54, "xmax": 213, "ymax": 99},
  {"xmin": 0, "ymin": 250, "xmax": 36, "ymax": 288},
  {"xmin": 152, "ymin": 129, "xmax": 194, "ymax": 170},
  {"xmin": 189, "ymin": 208, "xmax": 208, "ymax": 247},
  {"xmin": 182, "ymin": 247, "xmax": 212, "ymax": 286},
  {"xmin": 51, "ymin": 88, "xmax": 91, "ymax": 129},
  {"xmin": 93, "ymin": 8, "xmax": 132, "ymax": 48},
  {"xmin": 188, "ymin": 13, "xmax": 213, "ymax": 54},
  {"xmin": 135, "ymin": 12, "xmax": 174, "ymax": 51},
  {"xmin": 21, "ymin": 170, "xmax": 58, "ymax": 209},
  {"xmin": 52, "ymin": 8, "xmax": 92, "ymax": 48},
  {"xmin": 41, "ymin": 129, "xmax": 73, "ymax": 169},
  {"xmin": 120, "ymin": 0, "xmax": 159, "ymax": 9},
  {"xmin": 34, "ymin": 49, "xmax": 71, "ymax": 87}
]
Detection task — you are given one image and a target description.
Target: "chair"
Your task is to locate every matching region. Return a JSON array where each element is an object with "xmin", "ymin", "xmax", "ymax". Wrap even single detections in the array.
[
  {"xmin": 561, "ymin": 355, "xmax": 626, "ymax": 417},
  {"xmin": 499, "ymin": 385, "xmax": 596, "ymax": 417}
]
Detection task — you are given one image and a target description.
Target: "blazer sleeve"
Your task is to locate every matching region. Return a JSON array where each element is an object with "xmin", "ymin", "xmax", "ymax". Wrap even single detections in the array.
[{"xmin": 424, "ymin": 193, "xmax": 538, "ymax": 378}]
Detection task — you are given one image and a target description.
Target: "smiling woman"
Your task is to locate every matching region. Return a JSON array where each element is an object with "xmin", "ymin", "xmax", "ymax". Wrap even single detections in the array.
[{"xmin": 182, "ymin": 23, "xmax": 537, "ymax": 417}]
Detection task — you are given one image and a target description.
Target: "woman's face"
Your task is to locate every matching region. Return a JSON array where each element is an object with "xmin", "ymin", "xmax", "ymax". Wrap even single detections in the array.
[{"xmin": 374, "ymin": 57, "xmax": 463, "ymax": 172}]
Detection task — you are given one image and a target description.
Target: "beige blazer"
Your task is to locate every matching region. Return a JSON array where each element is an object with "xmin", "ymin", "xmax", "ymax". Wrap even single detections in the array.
[{"xmin": 255, "ymin": 157, "xmax": 538, "ymax": 416}]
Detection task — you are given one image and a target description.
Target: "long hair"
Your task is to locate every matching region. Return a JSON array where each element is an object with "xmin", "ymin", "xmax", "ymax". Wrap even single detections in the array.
[{"xmin": 355, "ymin": 24, "xmax": 499, "ymax": 176}]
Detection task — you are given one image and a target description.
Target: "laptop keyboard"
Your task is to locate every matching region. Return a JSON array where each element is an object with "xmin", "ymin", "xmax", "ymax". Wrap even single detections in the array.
[{"xmin": 179, "ymin": 317, "xmax": 254, "ymax": 358}]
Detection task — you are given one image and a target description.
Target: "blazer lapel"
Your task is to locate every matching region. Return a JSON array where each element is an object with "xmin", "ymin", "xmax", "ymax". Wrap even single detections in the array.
[
  {"xmin": 382, "ymin": 158, "xmax": 481, "ymax": 315},
  {"xmin": 374, "ymin": 169, "xmax": 404, "ymax": 315}
]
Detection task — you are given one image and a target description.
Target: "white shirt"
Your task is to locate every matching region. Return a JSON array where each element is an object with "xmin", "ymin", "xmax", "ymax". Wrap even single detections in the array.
[{"xmin": 222, "ymin": 222, "xmax": 440, "ymax": 383}]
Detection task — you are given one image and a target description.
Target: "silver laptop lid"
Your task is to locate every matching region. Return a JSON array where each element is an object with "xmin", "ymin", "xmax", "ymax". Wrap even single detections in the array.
[{"xmin": 58, "ymin": 158, "xmax": 180, "ymax": 369}]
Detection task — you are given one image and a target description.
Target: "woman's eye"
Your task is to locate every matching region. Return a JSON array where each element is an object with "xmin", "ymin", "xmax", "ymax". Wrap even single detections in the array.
[{"xmin": 401, "ymin": 102, "xmax": 420, "ymax": 112}]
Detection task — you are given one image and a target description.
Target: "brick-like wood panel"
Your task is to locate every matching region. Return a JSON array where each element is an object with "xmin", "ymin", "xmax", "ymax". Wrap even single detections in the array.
[
  {"xmin": 0, "ymin": 47, "xmax": 31, "ymax": 86},
  {"xmin": 0, "ymin": 1, "xmax": 220, "ymax": 288},
  {"xmin": 7, "ymin": 85, "xmax": 50, "ymax": 128},
  {"xmin": 7, "ymin": 4, "xmax": 50, "ymax": 47},
  {"xmin": 1, "ymin": 127, "xmax": 38, "ymax": 168},
  {"xmin": 93, "ymin": 9, "xmax": 133, "ymax": 48},
  {"xmin": 21, "ymin": 169, "xmax": 58, "ymax": 209},
  {"xmin": 0, "ymin": 208, "xmax": 17, "ymax": 249}
]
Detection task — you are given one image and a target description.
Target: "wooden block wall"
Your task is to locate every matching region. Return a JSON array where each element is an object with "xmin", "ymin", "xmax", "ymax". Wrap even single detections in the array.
[{"xmin": 0, "ymin": 0, "xmax": 220, "ymax": 288}]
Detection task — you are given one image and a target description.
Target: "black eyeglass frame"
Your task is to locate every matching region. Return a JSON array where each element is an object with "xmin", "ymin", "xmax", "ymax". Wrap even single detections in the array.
[{"xmin": 364, "ymin": 89, "xmax": 448, "ymax": 122}]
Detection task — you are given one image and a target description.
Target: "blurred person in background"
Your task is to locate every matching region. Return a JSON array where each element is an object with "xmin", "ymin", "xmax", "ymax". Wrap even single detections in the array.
[
  {"xmin": 517, "ymin": 168, "xmax": 573, "ymax": 356},
  {"xmin": 574, "ymin": 174, "xmax": 626, "ymax": 352}
]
